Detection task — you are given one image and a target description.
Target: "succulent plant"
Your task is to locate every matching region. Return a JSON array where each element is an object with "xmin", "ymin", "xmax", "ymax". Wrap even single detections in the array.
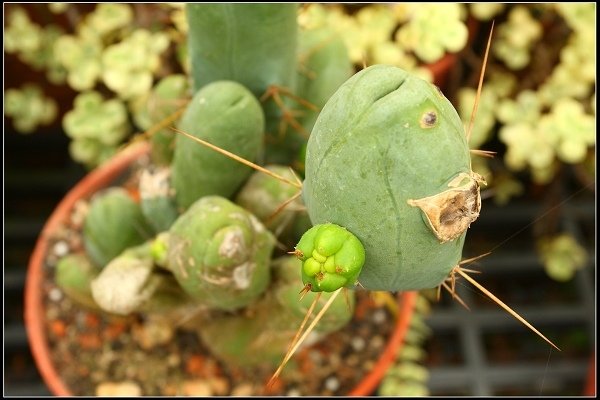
[
  {"xmin": 303, "ymin": 64, "xmax": 483, "ymax": 291},
  {"xmin": 62, "ymin": 91, "xmax": 131, "ymax": 168},
  {"xmin": 50, "ymin": 4, "xmax": 370, "ymax": 379},
  {"xmin": 4, "ymin": 84, "xmax": 58, "ymax": 133},
  {"xmin": 12, "ymin": 4, "xmax": 590, "ymax": 393}
]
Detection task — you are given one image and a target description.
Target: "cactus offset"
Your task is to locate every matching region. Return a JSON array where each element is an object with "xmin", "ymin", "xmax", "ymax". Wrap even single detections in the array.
[
  {"xmin": 83, "ymin": 187, "xmax": 153, "ymax": 268},
  {"xmin": 171, "ymin": 80, "xmax": 265, "ymax": 209},
  {"xmin": 165, "ymin": 196, "xmax": 275, "ymax": 311}
]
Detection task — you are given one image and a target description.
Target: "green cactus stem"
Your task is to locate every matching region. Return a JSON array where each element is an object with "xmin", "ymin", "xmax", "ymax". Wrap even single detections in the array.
[
  {"xmin": 303, "ymin": 65, "xmax": 483, "ymax": 291},
  {"xmin": 195, "ymin": 255, "xmax": 355, "ymax": 369},
  {"xmin": 55, "ymin": 253, "xmax": 100, "ymax": 310},
  {"xmin": 234, "ymin": 165, "xmax": 302, "ymax": 237},
  {"xmin": 139, "ymin": 166, "xmax": 179, "ymax": 234},
  {"xmin": 171, "ymin": 80, "xmax": 265, "ymax": 210},
  {"xmin": 186, "ymin": 4, "xmax": 298, "ymax": 96},
  {"xmin": 294, "ymin": 223, "xmax": 365, "ymax": 292},
  {"xmin": 296, "ymin": 25, "xmax": 353, "ymax": 136},
  {"xmin": 83, "ymin": 187, "xmax": 153, "ymax": 268},
  {"xmin": 146, "ymin": 74, "xmax": 189, "ymax": 166},
  {"xmin": 165, "ymin": 196, "xmax": 275, "ymax": 311},
  {"xmin": 186, "ymin": 4, "xmax": 299, "ymax": 162}
]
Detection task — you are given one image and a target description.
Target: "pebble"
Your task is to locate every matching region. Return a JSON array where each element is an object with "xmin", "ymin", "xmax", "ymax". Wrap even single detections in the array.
[
  {"xmin": 351, "ymin": 337, "xmax": 366, "ymax": 351},
  {"xmin": 372, "ymin": 309, "xmax": 387, "ymax": 324},
  {"xmin": 48, "ymin": 288, "xmax": 63, "ymax": 302},
  {"xmin": 182, "ymin": 380, "xmax": 213, "ymax": 396},
  {"xmin": 369, "ymin": 335, "xmax": 384, "ymax": 349},
  {"xmin": 96, "ymin": 381, "xmax": 142, "ymax": 396},
  {"xmin": 131, "ymin": 320, "xmax": 174, "ymax": 350},
  {"xmin": 324, "ymin": 376, "xmax": 340, "ymax": 392},
  {"xmin": 208, "ymin": 377, "xmax": 229, "ymax": 395},
  {"xmin": 53, "ymin": 240, "xmax": 69, "ymax": 257},
  {"xmin": 167, "ymin": 353, "xmax": 180, "ymax": 367},
  {"xmin": 231, "ymin": 383, "xmax": 254, "ymax": 396}
]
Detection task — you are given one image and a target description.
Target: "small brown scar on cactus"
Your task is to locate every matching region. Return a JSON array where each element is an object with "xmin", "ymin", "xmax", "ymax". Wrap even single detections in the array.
[{"xmin": 419, "ymin": 110, "xmax": 437, "ymax": 128}]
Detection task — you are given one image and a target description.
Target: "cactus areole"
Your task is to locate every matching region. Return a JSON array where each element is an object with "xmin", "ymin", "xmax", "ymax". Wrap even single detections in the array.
[{"xmin": 303, "ymin": 65, "xmax": 484, "ymax": 292}]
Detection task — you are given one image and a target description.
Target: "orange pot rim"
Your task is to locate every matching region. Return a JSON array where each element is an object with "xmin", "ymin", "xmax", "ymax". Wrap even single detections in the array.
[{"xmin": 24, "ymin": 140, "xmax": 416, "ymax": 396}]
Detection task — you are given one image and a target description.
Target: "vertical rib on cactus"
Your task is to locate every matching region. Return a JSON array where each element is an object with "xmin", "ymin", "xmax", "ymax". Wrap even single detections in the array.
[{"xmin": 186, "ymin": 4, "xmax": 298, "ymax": 97}]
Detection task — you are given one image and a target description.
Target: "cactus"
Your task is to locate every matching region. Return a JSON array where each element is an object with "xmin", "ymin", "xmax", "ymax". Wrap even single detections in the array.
[
  {"xmin": 139, "ymin": 166, "xmax": 179, "ymax": 233},
  {"xmin": 55, "ymin": 253, "xmax": 100, "ymax": 310},
  {"xmin": 303, "ymin": 65, "xmax": 482, "ymax": 291},
  {"xmin": 171, "ymin": 80, "xmax": 265, "ymax": 210},
  {"xmin": 83, "ymin": 187, "xmax": 153, "ymax": 268},
  {"xmin": 234, "ymin": 165, "xmax": 302, "ymax": 237},
  {"xmin": 56, "ymin": 4, "xmax": 391, "ymax": 384},
  {"xmin": 134, "ymin": 74, "xmax": 189, "ymax": 166},
  {"xmin": 195, "ymin": 256, "xmax": 355, "ymax": 368},
  {"xmin": 295, "ymin": 223, "xmax": 366, "ymax": 292},
  {"xmin": 165, "ymin": 196, "xmax": 275, "ymax": 311}
]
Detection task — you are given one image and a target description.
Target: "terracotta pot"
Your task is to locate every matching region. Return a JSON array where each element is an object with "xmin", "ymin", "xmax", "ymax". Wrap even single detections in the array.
[{"xmin": 25, "ymin": 141, "xmax": 417, "ymax": 396}]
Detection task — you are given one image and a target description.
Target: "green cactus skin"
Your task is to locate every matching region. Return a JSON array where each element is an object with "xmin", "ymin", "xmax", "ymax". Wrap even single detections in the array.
[
  {"xmin": 55, "ymin": 253, "xmax": 101, "ymax": 310},
  {"xmin": 171, "ymin": 80, "xmax": 265, "ymax": 210},
  {"xmin": 166, "ymin": 196, "xmax": 275, "ymax": 311},
  {"xmin": 186, "ymin": 4, "xmax": 298, "ymax": 164},
  {"xmin": 147, "ymin": 75, "xmax": 190, "ymax": 166},
  {"xmin": 196, "ymin": 256, "xmax": 355, "ymax": 369},
  {"xmin": 83, "ymin": 187, "xmax": 153, "ymax": 268},
  {"xmin": 296, "ymin": 26, "xmax": 354, "ymax": 137},
  {"xmin": 139, "ymin": 166, "xmax": 179, "ymax": 233},
  {"xmin": 234, "ymin": 165, "xmax": 302, "ymax": 237},
  {"xmin": 303, "ymin": 65, "xmax": 482, "ymax": 291},
  {"xmin": 186, "ymin": 4, "xmax": 298, "ymax": 97},
  {"xmin": 294, "ymin": 223, "xmax": 365, "ymax": 292}
]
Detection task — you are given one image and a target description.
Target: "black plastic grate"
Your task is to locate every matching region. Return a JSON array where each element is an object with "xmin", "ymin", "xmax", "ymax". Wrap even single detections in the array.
[{"xmin": 422, "ymin": 190, "xmax": 595, "ymax": 396}]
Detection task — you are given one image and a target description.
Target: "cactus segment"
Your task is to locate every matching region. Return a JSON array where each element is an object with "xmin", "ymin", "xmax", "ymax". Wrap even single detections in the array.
[
  {"xmin": 139, "ymin": 166, "xmax": 179, "ymax": 234},
  {"xmin": 234, "ymin": 165, "xmax": 302, "ymax": 236},
  {"xmin": 195, "ymin": 256, "xmax": 355, "ymax": 369},
  {"xmin": 171, "ymin": 80, "xmax": 265, "ymax": 209},
  {"xmin": 186, "ymin": 4, "xmax": 298, "ymax": 96},
  {"xmin": 295, "ymin": 223, "xmax": 365, "ymax": 292},
  {"xmin": 90, "ymin": 249, "xmax": 159, "ymax": 315},
  {"xmin": 303, "ymin": 65, "xmax": 482, "ymax": 291},
  {"xmin": 166, "ymin": 196, "xmax": 275, "ymax": 311},
  {"xmin": 296, "ymin": 25, "xmax": 353, "ymax": 136},
  {"xmin": 55, "ymin": 253, "xmax": 101, "ymax": 309},
  {"xmin": 83, "ymin": 187, "xmax": 153, "ymax": 268}
]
